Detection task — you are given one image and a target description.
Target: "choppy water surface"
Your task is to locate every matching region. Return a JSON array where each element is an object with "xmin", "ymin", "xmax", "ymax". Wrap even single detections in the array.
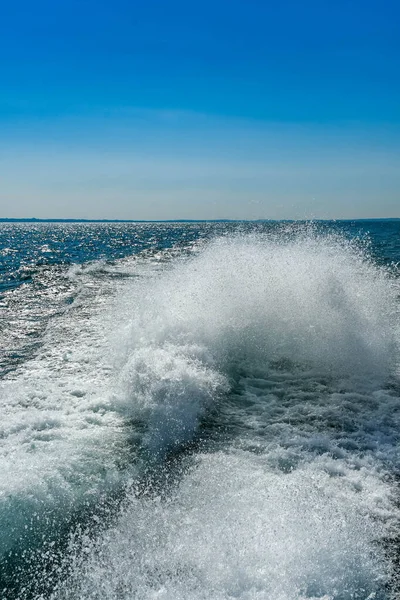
[{"xmin": 1, "ymin": 220, "xmax": 400, "ymax": 600}]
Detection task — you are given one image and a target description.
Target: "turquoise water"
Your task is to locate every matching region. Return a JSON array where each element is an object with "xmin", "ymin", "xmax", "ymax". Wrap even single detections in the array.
[{"xmin": 1, "ymin": 221, "xmax": 400, "ymax": 599}]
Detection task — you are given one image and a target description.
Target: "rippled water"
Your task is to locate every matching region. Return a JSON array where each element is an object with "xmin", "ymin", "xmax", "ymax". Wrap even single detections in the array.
[{"xmin": 1, "ymin": 220, "xmax": 400, "ymax": 599}]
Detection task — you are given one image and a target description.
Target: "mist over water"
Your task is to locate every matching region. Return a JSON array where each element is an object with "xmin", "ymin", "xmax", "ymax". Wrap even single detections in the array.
[{"xmin": 1, "ymin": 222, "xmax": 400, "ymax": 599}]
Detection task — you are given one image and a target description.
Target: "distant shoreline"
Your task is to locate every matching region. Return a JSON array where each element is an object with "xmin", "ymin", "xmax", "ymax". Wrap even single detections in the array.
[
  {"xmin": 0, "ymin": 218, "xmax": 232, "ymax": 223},
  {"xmin": 0, "ymin": 218, "xmax": 399, "ymax": 224}
]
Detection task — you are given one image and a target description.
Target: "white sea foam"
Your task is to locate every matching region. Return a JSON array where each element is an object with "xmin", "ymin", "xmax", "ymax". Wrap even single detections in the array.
[
  {"xmin": 112, "ymin": 230, "xmax": 399, "ymax": 456},
  {"xmin": 1, "ymin": 228, "xmax": 400, "ymax": 598},
  {"xmin": 54, "ymin": 450, "xmax": 394, "ymax": 600},
  {"xmin": 0, "ymin": 266, "xmax": 129, "ymax": 560}
]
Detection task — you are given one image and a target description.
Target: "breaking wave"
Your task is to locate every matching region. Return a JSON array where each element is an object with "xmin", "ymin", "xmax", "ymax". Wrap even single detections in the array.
[{"xmin": 2, "ymin": 227, "xmax": 400, "ymax": 599}]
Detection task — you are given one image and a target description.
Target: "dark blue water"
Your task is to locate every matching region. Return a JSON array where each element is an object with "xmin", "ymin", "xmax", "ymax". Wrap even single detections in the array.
[
  {"xmin": 1, "ymin": 221, "xmax": 399, "ymax": 600},
  {"xmin": 0, "ymin": 222, "xmax": 217, "ymax": 292}
]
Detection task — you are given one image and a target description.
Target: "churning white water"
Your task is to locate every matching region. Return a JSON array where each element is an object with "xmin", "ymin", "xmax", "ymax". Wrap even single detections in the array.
[{"xmin": 1, "ymin": 229, "xmax": 400, "ymax": 599}]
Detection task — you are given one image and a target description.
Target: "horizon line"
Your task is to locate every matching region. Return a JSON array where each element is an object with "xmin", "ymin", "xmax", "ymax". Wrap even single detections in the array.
[{"xmin": 1, "ymin": 217, "xmax": 400, "ymax": 224}]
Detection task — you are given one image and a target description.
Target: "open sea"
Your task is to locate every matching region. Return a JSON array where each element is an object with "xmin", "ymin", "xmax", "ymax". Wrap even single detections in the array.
[{"xmin": 1, "ymin": 220, "xmax": 400, "ymax": 600}]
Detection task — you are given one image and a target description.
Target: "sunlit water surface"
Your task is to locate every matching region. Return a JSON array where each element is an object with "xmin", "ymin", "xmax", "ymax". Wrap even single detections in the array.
[{"xmin": 1, "ymin": 220, "xmax": 400, "ymax": 600}]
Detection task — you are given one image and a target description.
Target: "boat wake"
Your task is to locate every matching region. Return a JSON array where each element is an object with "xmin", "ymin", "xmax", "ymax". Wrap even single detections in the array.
[{"xmin": 1, "ymin": 228, "xmax": 400, "ymax": 599}]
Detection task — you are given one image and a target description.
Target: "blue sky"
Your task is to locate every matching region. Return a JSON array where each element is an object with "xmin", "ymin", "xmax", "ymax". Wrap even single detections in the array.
[{"xmin": 0, "ymin": 0, "xmax": 399, "ymax": 219}]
